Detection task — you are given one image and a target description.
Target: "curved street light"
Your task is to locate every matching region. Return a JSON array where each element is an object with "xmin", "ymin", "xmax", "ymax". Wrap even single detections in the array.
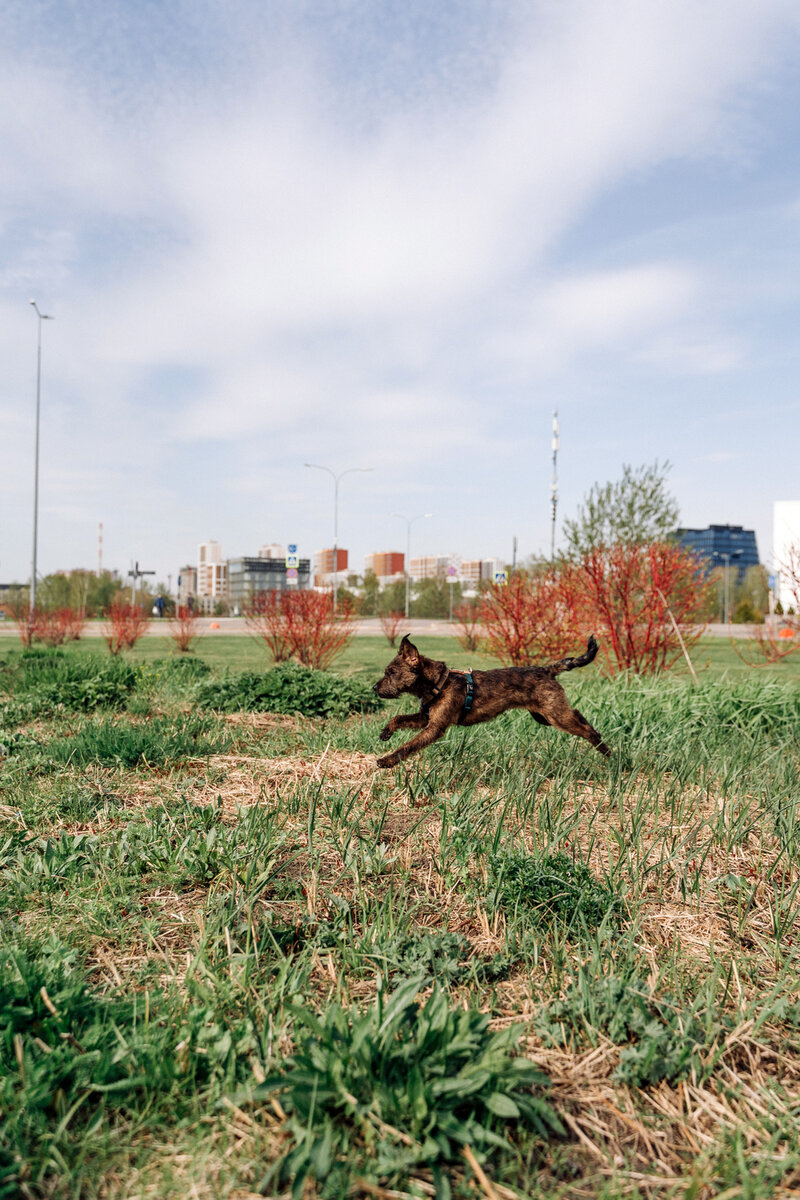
[
  {"xmin": 393, "ymin": 512, "xmax": 432, "ymax": 619},
  {"xmin": 304, "ymin": 463, "xmax": 372, "ymax": 612},
  {"xmin": 30, "ymin": 300, "xmax": 53, "ymax": 620}
]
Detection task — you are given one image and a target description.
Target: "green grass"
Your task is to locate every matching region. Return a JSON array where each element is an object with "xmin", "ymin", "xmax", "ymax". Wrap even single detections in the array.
[
  {"xmin": 2, "ymin": 640, "xmax": 800, "ymax": 1197},
  {"xmin": 3, "ymin": 626, "xmax": 800, "ymax": 682}
]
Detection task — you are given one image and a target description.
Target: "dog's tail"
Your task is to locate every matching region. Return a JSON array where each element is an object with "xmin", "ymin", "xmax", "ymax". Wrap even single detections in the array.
[{"xmin": 546, "ymin": 636, "xmax": 599, "ymax": 677}]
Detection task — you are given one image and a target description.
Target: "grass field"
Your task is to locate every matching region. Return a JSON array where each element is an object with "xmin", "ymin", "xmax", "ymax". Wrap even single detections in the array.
[{"xmin": 2, "ymin": 633, "xmax": 800, "ymax": 1198}]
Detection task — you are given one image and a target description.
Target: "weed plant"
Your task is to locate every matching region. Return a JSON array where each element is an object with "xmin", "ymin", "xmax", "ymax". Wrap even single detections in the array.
[
  {"xmin": 2, "ymin": 642, "xmax": 800, "ymax": 1196},
  {"xmin": 251, "ymin": 977, "xmax": 563, "ymax": 1199},
  {"xmin": 41, "ymin": 713, "xmax": 230, "ymax": 769},
  {"xmin": 193, "ymin": 661, "xmax": 382, "ymax": 717}
]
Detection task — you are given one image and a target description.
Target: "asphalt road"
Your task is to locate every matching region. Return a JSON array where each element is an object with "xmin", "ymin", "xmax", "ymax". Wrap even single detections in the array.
[{"xmin": 0, "ymin": 617, "xmax": 779, "ymax": 639}]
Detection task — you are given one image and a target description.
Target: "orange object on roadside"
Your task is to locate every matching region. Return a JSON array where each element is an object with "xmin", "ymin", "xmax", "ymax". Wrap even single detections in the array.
[{"xmin": 210, "ymin": 622, "xmax": 220, "ymax": 630}]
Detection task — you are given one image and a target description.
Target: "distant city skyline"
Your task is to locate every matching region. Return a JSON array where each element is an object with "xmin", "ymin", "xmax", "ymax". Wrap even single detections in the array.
[{"xmin": 2, "ymin": 2, "xmax": 800, "ymax": 585}]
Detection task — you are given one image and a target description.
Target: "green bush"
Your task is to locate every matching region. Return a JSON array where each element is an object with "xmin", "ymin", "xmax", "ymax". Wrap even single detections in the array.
[
  {"xmin": 488, "ymin": 850, "xmax": 624, "ymax": 930},
  {"xmin": 250, "ymin": 977, "xmax": 562, "ymax": 1197},
  {"xmin": 0, "ymin": 650, "xmax": 137, "ymax": 715},
  {"xmin": 0, "ymin": 936, "xmax": 264, "ymax": 1193},
  {"xmin": 194, "ymin": 662, "xmax": 382, "ymax": 718}
]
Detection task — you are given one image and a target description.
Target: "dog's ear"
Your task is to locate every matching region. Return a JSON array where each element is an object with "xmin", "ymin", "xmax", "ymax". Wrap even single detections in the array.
[{"xmin": 399, "ymin": 635, "xmax": 419, "ymax": 663}]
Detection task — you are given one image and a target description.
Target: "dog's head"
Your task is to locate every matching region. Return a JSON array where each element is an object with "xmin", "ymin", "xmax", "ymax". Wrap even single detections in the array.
[{"xmin": 373, "ymin": 635, "xmax": 423, "ymax": 698}]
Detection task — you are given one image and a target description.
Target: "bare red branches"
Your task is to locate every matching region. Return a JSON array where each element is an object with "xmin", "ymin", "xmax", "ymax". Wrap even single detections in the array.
[
  {"xmin": 101, "ymin": 602, "xmax": 151, "ymax": 655},
  {"xmin": 576, "ymin": 542, "xmax": 712, "ymax": 675},
  {"xmin": 378, "ymin": 610, "xmax": 409, "ymax": 647},
  {"xmin": 732, "ymin": 542, "xmax": 800, "ymax": 667},
  {"xmin": 168, "ymin": 605, "xmax": 202, "ymax": 653},
  {"xmin": 479, "ymin": 569, "xmax": 583, "ymax": 666},
  {"xmin": 244, "ymin": 589, "xmax": 356, "ymax": 670},
  {"xmin": 8, "ymin": 600, "xmax": 87, "ymax": 648},
  {"xmin": 453, "ymin": 599, "xmax": 483, "ymax": 653}
]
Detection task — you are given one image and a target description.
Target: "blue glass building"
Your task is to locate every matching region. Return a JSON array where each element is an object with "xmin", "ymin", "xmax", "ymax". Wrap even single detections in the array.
[{"xmin": 674, "ymin": 524, "xmax": 759, "ymax": 579}]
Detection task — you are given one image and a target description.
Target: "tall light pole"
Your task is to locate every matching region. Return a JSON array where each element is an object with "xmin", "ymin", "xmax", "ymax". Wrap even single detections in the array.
[
  {"xmin": 393, "ymin": 512, "xmax": 432, "ymax": 619},
  {"xmin": 304, "ymin": 463, "xmax": 372, "ymax": 612},
  {"xmin": 30, "ymin": 300, "xmax": 53, "ymax": 618},
  {"xmin": 550, "ymin": 410, "xmax": 559, "ymax": 561}
]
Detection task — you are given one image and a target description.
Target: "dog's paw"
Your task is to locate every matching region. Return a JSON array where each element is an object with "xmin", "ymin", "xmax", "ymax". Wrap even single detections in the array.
[
  {"xmin": 376, "ymin": 752, "xmax": 398, "ymax": 769},
  {"xmin": 379, "ymin": 724, "xmax": 394, "ymax": 742}
]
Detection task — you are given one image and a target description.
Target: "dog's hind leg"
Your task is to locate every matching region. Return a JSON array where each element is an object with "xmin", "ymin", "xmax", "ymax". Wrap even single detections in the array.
[{"xmin": 531, "ymin": 701, "xmax": 610, "ymax": 755}]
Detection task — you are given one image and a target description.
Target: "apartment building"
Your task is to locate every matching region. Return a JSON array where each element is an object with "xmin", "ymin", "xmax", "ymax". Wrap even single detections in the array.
[
  {"xmin": 460, "ymin": 558, "xmax": 505, "ymax": 587},
  {"xmin": 408, "ymin": 555, "xmax": 459, "ymax": 581},
  {"xmin": 364, "ymin": 551, "xmax": 405, "ymax": 584},
  {"xmin": 196, "ymin": 541, "xmax": 227, "ymax": 612},
  {"xmin": 313, "ymin": 548, "xmax": 348, "ymax": 588}
]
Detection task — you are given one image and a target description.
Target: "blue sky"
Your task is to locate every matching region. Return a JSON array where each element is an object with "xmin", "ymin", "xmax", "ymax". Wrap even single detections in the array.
[{"xmin": 2, "ymin": 0, "xmax": 800, "ymax": 586}]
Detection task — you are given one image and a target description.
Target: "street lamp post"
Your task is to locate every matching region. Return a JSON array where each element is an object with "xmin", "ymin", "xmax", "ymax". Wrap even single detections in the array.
[
  {"xmin": 30, "ymin": 300, "xmax": 53, "ymax": 619},
  {"xmin": 393, "ymin": 512, "xmax": 432, "ymax": 619},
  {"xmin": 304, "ymin": 464, "xmax": 372, "ymax": 612}
]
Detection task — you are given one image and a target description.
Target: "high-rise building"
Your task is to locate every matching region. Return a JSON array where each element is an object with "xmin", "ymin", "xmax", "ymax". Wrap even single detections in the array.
[
  {"xmin": 364, "ymin": 551, "xmax": 405, "ymax": 583},
  {"xmin": 197, "ymin": 540, "xmax": 227, "ymax": 609},
  {"xmin": 227, "ymin": 555, "xmax": 311, "ymax": 608},
  {"xmin": 314, "ymin": 548, "xmax": 348, "ymax": 587},
  {"xmin": 675, "ymin": 525, "xmax": 759, "ymax": 580},
  {"xmin": 460, "ymin": 558, "xmax": 505, "ymax": 586},
  {"xmin": 408, "ymin": 555, "xmax": 457, "ymax": 581}
]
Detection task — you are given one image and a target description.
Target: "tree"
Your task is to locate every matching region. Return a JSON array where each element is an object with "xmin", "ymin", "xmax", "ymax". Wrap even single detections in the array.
[
  {"xmin": 361, "ymin": 570, "xmax": 380, "ymax": 617},
  {"xmin": 562, "ymin": 461, "xmax": 679, "ymax": 557}
]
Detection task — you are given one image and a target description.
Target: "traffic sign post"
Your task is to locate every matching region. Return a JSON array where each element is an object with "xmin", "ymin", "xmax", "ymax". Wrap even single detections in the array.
[{"xmin": 286, "ymin": 544, "xmax": 299, "ymax": 585}]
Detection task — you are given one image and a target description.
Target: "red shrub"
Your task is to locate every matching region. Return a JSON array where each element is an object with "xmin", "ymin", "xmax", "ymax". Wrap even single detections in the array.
[
  {"xmin": 101, "ymin": 601, "xmax": 151, "ymax": 654},
  {"xmin": 378, "ymin": 610, "xmax": 409, "ymax": 647},
  {"xmin": 575, "ymin": 542, "xmax": 712, "ymax": 675},
  {"xmin": 243, "ymin": 591, "xmax": 293, "ymax": 662},
  {"xmin": 245, "ymin": 589, "xmax": 356, "ymax": 670},
  {"xmin": 732, "ymin": 543, "xmax": 800, "ymax": 667},
  {"xmin": 37, "ymin": 606, "xmax": 87, "ymax": 645},
  {"xmin": 168, "ymin": 605, "xmax": 202, "ymax": 653},
  {"xmin": 7, "ymin": 600, "xmax": 86, "ymax": 647},
  {"xmin": 478, "ymin": 569, "xmax": 583, "ymax": 666},
  {"xmin": 452, "ymin": 599, "xmax": 483, "ymax": 653}
]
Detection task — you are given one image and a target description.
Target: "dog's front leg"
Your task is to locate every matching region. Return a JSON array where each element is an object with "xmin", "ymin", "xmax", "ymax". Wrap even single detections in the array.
[
  {"xmin": 379, "ymin": 712, "xmax": 428, "ymax": 742},
  {"xmin": 376, "ymin": 716, "xmax": 450, "ymax": 768}
]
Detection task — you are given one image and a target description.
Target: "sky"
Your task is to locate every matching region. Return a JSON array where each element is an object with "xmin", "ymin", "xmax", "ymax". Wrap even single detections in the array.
[{"xmin": 2, "ymin": 0, "xmax": 800, "ymax": 588}]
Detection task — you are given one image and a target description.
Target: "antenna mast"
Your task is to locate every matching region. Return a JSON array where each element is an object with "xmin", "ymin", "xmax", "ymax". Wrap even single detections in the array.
[{"xmin": 550, "ymin": 410, "xmax": 559, "ymax": 560}]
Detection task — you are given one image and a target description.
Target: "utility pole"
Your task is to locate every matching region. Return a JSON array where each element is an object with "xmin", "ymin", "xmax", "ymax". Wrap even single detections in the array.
[
  {"xmin": 550, "ymin": 410, "xmax": 559, "ymax": 561},
  {"xmin": 128, "ymin": 561, "xmax": 155, "ymax": 605},
  {"xmin": 29, "ymin": 300, "xmax": 53, "ymax": 618}
]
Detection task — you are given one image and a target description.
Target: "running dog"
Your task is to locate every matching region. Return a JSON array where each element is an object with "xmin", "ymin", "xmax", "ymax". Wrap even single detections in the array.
[{"xmin": 373, "ymin": 635, "xmax": 609, "ymax": 768}]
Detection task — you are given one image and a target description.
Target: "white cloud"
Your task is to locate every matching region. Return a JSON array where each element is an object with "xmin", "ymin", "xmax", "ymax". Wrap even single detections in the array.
[{"xmin": 1, "ymin": 0, "xmax": 800, "ymax": 578}]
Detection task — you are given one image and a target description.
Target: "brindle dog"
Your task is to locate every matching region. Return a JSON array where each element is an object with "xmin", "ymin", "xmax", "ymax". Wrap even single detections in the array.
[{"xmin": 373, "ymin": 634, "xmax": 609, "ymax": 768}]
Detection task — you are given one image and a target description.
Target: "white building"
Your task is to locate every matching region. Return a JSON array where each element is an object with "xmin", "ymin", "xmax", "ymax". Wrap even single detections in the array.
[
  {"xmin": 197, "ymin": 540, "xmax": 227, "ymax": 611},
  {"xmin": 408, "ymin": 554, "xmax": 460, "ymax": 581},
  {"xmin": 460, "ymin": 557, "xmax": 505, "ymax": 588},
  {"xmin": 774, "ymin": 501, "xmax": 800, "ymax": 610}
]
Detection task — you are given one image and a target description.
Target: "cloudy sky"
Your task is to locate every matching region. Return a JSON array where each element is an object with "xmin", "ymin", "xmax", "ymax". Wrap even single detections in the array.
[{"xmin": 2, "ymin": 0, "xmax": 800, "ymax": 587}]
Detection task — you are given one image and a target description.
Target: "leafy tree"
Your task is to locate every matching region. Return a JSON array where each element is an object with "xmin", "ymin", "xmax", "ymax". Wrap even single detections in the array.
[
  {"xmin": 562, "ymin": 461, "xmax": 679, "ymax": 557},
  {"xmin": 360, "ymin": 570, "xmax": 380, "ymax": 617},
  {"xmin": 412, "ymin": 576, "xmax": 460, "ymax": 619},
  {"xmin": 378, "ymin": 578, "xmax": 407, "ymax": 617}
]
